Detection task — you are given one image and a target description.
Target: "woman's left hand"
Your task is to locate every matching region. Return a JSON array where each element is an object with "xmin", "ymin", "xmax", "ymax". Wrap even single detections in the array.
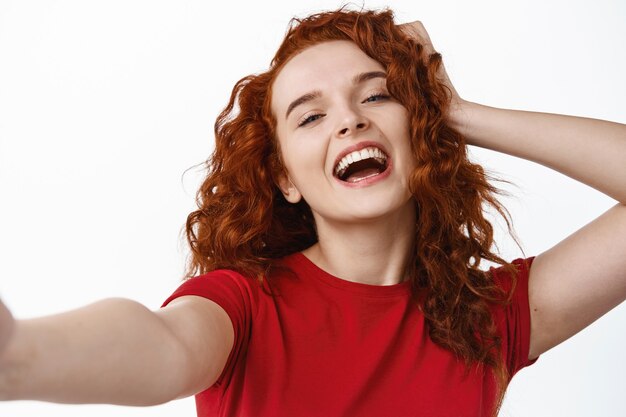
[
  {"xmin": 398, "ymin": 24, "xmax": 626, "ymax": 363},
  {"xmin": 398, "ymin": 21, "xmax": 465, "ymax": 116}
]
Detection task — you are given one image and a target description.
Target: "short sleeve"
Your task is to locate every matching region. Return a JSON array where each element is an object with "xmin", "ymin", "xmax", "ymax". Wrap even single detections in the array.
[
  {"xmin": 161, "ymin": 270, "xmax": 258, "ymax": 387},
  {"xmin": 489, "ymin": 257, "xmax": 539, "ymax": 377}
]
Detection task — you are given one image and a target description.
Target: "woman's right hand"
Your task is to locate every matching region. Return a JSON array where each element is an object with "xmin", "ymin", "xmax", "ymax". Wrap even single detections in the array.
[
  {"xmin": 0, "ymin": 296, "xmax": 233, "ymax": 404},
  {"xmin": 0, "ymin": 298, "xmax": 15, "ymax": 361}
]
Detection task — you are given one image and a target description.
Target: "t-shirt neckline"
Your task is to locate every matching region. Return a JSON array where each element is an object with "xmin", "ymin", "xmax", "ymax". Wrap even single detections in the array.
[{"xmin": 287, "ymin": 252, "xmax": 412, "ymax": 297}]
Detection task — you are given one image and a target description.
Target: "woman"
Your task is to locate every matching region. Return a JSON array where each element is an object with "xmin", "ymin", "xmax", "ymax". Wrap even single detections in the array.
[{"xmin": 1, "ymin": 6, "xmax": 625, "ymax": 417}]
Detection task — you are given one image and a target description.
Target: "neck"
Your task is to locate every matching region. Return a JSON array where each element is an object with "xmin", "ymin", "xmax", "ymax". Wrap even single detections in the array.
[{"xmin": 302, "ymin": 202, "xmax": 416, "ymax": 286}]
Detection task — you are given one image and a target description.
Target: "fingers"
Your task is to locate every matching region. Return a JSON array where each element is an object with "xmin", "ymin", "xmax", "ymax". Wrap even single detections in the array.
[
  {"xmin": 397, "ymin": 21, "xmax": 462, "ymax": 105},
  {"xmin": 398, "ymin": 20, "xmax": 436, "ymax": 54},
  {"xmin": 0, "ymin": 298, "xmax": 15, "ymax": 353}
]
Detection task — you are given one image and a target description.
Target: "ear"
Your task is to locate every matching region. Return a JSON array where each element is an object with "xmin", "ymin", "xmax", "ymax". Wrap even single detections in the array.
[{"xmin": 277, "ymin": 174, "xmax": 302, "ymax": 204}]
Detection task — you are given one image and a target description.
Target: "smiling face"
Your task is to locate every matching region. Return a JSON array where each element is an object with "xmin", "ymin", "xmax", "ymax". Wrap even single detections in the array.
[{"xmin": 271, "ymin": 40, "xmax": 416, "ymax": 226}]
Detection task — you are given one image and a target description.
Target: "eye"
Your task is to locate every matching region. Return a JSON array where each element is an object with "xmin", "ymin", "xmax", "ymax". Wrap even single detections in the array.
[
  {"xmin": 363, "ymin": 92, "xmax": 390, "ymax": 103},
  {"xmin": 297, "ymin": 113, "xmax": 325, "ymax": 127}
]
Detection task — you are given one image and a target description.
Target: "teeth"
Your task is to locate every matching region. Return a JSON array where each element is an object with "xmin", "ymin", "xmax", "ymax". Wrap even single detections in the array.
[{"xmin": 334, "ymin": 146, "xmax": 388, "ymax": 177}]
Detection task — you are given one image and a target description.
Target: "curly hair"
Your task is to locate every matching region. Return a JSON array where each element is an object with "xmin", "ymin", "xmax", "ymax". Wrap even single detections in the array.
[{"xmin": 185, "ymin": 7, "xmax": 520, "ymax": 415}]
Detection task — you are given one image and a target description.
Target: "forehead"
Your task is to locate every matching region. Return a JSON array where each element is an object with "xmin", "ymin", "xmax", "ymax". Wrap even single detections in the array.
[{"xmin": 271, "ymin": 40, "xmax": 386, "ymax": 115}]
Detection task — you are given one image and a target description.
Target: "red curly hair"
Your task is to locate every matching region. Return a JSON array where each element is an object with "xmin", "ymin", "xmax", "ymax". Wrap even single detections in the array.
[{"xmin": 186, "ymin": 7, "xmax": 520, "ymax": 415}]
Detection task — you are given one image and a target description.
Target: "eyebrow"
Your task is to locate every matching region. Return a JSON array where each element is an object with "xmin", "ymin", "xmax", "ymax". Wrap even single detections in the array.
[{"xmin": 284, "ymin": 70, "xmax": 387, "ymax": 120}]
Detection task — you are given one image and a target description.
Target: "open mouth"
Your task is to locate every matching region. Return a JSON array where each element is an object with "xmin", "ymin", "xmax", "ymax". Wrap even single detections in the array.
[{"xmin": 333, "ymin": 146, "xmax": 389, "ymax": 183}]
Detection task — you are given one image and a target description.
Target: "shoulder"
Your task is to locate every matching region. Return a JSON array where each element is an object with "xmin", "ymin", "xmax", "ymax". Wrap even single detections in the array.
[
  {"xmin": 486, "ymin": 257, "xmax": 539, "ymax": 372},
  {"xmin": 162, "ymin": 253, "xmax": 304, "ymax": 308},
  {"xmin": 161, "ymin": 268, "xmax": 267, "ymax": 337},
  {"xmin": 488, "ymin": 257, "xmax": 536, "ymax": 295},
  {"xmin": 486, "ymin": 257, "xmax": 536, "ymax": 325}
]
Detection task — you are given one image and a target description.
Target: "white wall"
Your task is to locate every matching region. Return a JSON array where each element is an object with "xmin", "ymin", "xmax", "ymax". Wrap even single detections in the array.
[{"xmin": 0, "ymin": 0, "xmax": 624, "ymax": 416}]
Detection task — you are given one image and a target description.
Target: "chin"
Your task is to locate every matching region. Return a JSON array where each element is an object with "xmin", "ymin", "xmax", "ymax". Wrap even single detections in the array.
[{"xmin": 344, "ymin": 202, "xmax": 414, "ymax": 223}]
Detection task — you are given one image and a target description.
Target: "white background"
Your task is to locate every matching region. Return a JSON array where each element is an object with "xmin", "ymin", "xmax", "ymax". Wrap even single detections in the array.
[{"xmin": 0, "ymin": 0, "xmax": 624, "ymax": 416}]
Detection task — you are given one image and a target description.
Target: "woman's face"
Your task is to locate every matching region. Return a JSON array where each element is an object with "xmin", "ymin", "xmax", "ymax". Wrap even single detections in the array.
[{"xmin": 271, "ymin": 40, "xmax": 416, "ymax": 225}]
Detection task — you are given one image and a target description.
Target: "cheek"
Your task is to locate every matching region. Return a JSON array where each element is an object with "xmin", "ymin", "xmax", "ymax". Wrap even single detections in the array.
[
  {"xmin": 275, "ymin": 128, "xmax": 298, "ymax": 174},
  {"xmin": 275, "ymin": 122, "xmax": 331, "ymax": 184},
  {"xmin": 284, "ymin": 136, "xmax": 325, "ymax": 169},
  {"xmin": 278, "ymin": 142, "xmax": 311, "ymax": 186}
]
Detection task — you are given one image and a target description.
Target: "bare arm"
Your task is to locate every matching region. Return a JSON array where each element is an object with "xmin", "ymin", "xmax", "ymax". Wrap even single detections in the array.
[
  {"xmin": 401, "ymin": 21, "xmax": 626, "ymax": 360},
  {"xmin": 448, "ymin": 103, "xmax": 626, "ymax": 360},
  {"xmin": 449, "ymin": 102, "xmax": 626, "ymax": 203},
  {"xmin": 0, "ymin": 296, "xmax": 233, "ymax": 405}
]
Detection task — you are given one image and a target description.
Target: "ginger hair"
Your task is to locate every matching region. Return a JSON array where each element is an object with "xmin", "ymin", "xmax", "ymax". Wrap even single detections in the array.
[{"xmin": 185, "ymin": 7, "xmax": 520, "ymax": 415}]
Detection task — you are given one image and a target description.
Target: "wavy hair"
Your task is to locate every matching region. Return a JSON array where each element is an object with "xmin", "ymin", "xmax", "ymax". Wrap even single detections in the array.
[{"xmin": 186, "ymin": 7, "xmax": 519, "ymax": 415}]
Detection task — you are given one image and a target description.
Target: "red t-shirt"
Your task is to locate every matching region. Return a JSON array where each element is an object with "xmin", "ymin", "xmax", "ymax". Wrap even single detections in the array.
[{"xmin": 162, "ymin": 253, "xmax": 538, "ymax": 417}]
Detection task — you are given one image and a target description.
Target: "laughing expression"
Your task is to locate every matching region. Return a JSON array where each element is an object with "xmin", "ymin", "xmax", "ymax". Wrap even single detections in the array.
[{"xmin": 271, "ymin": 40, "xmax": 416, "ymax": 225}]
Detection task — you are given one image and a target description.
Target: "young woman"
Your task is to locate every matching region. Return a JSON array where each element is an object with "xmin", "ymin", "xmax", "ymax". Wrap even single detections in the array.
[{"xmin": 1, "ymin": 7, "xmax": 625, "ymax": 417}]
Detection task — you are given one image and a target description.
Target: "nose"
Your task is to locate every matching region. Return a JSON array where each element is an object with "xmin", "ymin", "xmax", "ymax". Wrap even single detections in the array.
[{"xmin": 335, "ymin": 106, "xmax": 369, "ymax": 138}]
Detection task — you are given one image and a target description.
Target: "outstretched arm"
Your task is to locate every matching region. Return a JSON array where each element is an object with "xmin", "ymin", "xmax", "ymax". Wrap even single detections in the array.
[
  {"xmin": 0, "ymin": 296, "xmax": 233, "ymax": 405},
  {"xmin": 401, "ymin": 21, "xmax": 626, "ymax": 360}
]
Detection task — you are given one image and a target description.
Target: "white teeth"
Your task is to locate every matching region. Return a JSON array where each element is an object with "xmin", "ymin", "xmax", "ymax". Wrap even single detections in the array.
[{"xmin": 334, "ymin": 146, "xmax": 388, "ymax": 178}]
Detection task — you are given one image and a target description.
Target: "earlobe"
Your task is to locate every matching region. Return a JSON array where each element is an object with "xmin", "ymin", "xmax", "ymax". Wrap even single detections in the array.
[{"xmin": 277, "ymin": 175, "xmax": 302, "ymax": 204}]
